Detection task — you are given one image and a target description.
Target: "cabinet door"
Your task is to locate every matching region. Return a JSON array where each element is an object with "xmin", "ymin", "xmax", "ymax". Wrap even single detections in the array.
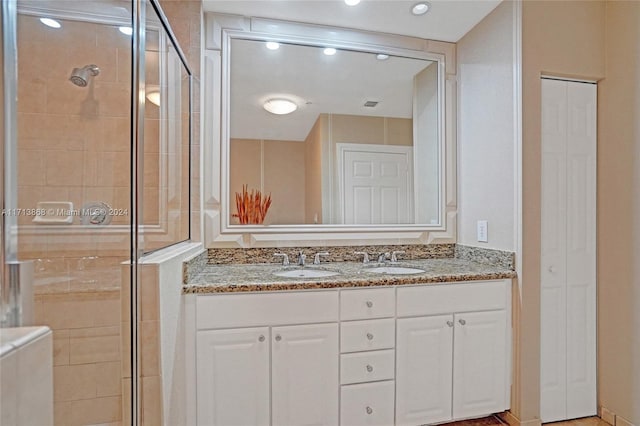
[
  {"xmin": 272, "ymin": 323, "xmax": 339, "ymax": 426},
  {"xmin": 196, "ymin": 327, "xmax": 270, "ymax": 426},
  {"xmin": 396, "ymin": 315, "xmax": 454, "ymax": 426},
  {"xmin": 452, "ymin": 310, "xmax": 507, "ymax": 420}
]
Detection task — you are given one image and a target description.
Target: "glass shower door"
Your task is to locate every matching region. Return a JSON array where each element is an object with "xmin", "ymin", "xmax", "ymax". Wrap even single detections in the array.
[{"xmin": 3, "ymin": 1, "xmax": 136, "ymax": 424}]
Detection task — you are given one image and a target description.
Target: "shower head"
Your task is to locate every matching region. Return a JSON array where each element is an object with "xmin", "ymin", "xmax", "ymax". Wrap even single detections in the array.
[{"xmin": 69, "ymin": 64, "xmax": 100, "ymax": 87}]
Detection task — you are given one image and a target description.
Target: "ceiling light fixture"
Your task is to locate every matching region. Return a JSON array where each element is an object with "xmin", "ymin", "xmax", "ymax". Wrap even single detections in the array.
[
  {"xmin": 119, "ymin": 26, "xmax": 133, "ymax": 35},
  {"xmin": 411, "ymin": 2, "xmax": 430, "ymax": 15},
  {"xmin": 376, "ymin": 54, "xmax": 390, "ymax": 60},
  {"xmin": 323, "ymin": 47, "xmax": 337, "ymax": 56},
  {"xmin": 263, "ymin": 98, "xmax": 297, "ymax": 115},
  {"xmin": 39, "ymin": 18, "xmax": 61, "ymax": 29},
  {"xmin": 265, "ymin": 41, "xmax": 280, "ymax": 50},
  {"xmin": 344, "ymin": 0, "xmax": 361, "ymax": 6},
  {"xmin": 146, "ymin": 91, "xmax": 161, "ymax": 106}
]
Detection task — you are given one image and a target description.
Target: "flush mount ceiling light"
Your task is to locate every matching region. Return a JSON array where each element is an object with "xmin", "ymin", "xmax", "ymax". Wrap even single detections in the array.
[
  {"xmin": 323, "ymin": 47, "xmax": 337, "ymax": 56},
  {"xmin": 39, "ymin": 18, "xmax": 61, "ymax": 28},
  {"xmin": 344, "ymin": 0, "xmax": 361, "ymax": 5},
  {"xmin": 376, "ymin": 54, "xmax": 390, "ymax": 60},
  {"xmin": 411, "ymin": 2, "xmax": 430, "ymax": 15},
  {"xmin": 119, "ymin": 26, "xmax": 133, "ymax": 35},
  {"xmin": 146, "ymin": 90, "xmax": 161, "ymax": 106},
  {"xmin": 265, "ymin": 41, "xmax": 280, "ymax": 50},
  {"xmin": 263, "ymin": 98, "xmax": 297, "ymax": 115}
]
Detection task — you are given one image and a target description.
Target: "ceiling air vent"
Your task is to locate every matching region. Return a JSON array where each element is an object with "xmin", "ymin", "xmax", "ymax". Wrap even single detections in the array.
[{"xmin": 363, "ymin": 101, "xmax": 378, "ymax": 108}]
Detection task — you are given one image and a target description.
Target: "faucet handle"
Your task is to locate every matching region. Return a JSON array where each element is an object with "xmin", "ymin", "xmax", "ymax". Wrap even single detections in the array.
[
  {"xmin": 391, "ymin": 250, "xmax": 405, "ymax": 263},
  {"xmin": 313, "ymin": 252, "xmax": 330, "ymax": 265},
  {"xmin": 273, "ymin": 253, "xmax": 289, "ymax": 266},
  {"xmin": 354, "ymin": 251, "xmax": 370, "ymax": 264}
]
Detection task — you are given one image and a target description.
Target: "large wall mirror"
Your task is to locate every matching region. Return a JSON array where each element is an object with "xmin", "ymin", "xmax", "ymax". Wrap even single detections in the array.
[{"xmin": 204, "ymin": 15, "xmax": 457, "ymax": 246}]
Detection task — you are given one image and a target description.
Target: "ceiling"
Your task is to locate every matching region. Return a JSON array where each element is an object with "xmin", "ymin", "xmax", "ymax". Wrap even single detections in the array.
[
  {"xmin": 202, "ymin": 0, "xmax": 503, "ymax": 43},
  {"xmin": 231, "ymin": 39, "xmax": 435, "ymax": 141}
]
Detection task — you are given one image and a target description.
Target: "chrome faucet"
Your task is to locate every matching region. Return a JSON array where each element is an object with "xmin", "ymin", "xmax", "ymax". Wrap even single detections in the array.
[
  {"xmin": 273, "ymin": 253, "xmax": 289, "ymax": 266},
  {"xmin": 377, "ymin": 252, "xmax": 390, "ymax": 263},
  {"xmin": 313, "ymin": 252, "xmax": 329, "ymax": 265},
  {"xmin": 297, "ymin": 251, "xmax": 307, "ymax": 266},
  {"xmin": 391, "ymin": 250, "xmax": 405, "ymax": 263}
]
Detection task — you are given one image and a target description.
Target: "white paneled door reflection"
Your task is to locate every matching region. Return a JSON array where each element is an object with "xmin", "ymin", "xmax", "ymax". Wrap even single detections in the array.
[
  {"xmin": 338, "ymin": 144, "xmax": 413, "ymax": 224},
  {"xmin": 540, "ymin": 78, "xmax": 597, "ymax": 422}
]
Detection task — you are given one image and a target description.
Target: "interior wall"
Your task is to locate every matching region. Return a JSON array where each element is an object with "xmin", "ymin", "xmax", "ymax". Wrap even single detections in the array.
[
  {"xmin": 229, "ymin": 138, "xmax": 306, "ymax": 224},
  {"xmin": 520, "ymin": 0, "xmax": 605, "ymax": 423},
  {"xmin": 304, "ymin": 116, "xmax": 325, "ymax": 224},
  {"xmin": 456, "ymin": 0, "xmax": 516, "ymax": 252},
  {"xmin": 598, "ymin": 1, "xmax": 640, "ymax": 423}
]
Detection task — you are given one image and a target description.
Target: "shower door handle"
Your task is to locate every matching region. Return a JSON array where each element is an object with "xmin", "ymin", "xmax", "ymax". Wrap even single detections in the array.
[{"xmin": 2, "ymin": 261, "xmax": 34, "ymax": 327}]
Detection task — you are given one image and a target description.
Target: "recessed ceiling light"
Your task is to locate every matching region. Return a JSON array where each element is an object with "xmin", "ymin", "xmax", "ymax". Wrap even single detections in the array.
[
  {"xmin": 39, "ymin": 18, "xmax": 61, "ymax": 29},
  {"xmin": 119, "ymin": 26, "xmax": 133, "ymax": 35},
  {"xmin": 263, "ymin": 98, "xmax": 297, "ymax": 115},
  {"xmin": 323, "ymin": 47, "xmax": 337, "ymax": 56},
  {"xmin": 376, "ymin": 54, "xmax": 390, "ymax": 61},
  {"xmin": 411, "ymin": 2, "xmax": 430, "ymax": 15},
  {"xmin": 265, "ymin": 41, "xmax": 280, "ymax": 50},
  {"xmin": 344, "ymin": 0, "xmax": 361, "ymax": 6}
]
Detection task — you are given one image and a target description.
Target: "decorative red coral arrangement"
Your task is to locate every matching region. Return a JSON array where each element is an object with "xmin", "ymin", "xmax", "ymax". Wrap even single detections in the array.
[{"xmin": 232, "ymin": 184, "xmax": 272, "ymax": 224}]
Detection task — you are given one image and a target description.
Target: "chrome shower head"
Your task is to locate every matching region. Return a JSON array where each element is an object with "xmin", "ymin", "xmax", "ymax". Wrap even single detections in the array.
[{"xmin": 69, "ymin": 64, "xmax": 100, "ymax": 87}]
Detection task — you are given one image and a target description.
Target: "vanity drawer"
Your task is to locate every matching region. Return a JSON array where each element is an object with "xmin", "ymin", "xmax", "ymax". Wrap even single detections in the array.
[
  {"xmin": 341, "ymin": 381, "xmax": 395, "ymax": 426},
  {"xmin": 196, "ymin": 291, "xmax": 338, "ymax": 329},
  {"xmin": 340, "ymin": 288, "xmax": 395, "ymax": 320},
  {"xmin": 341, "ymin": 350, "xmax": 395, "ymax": 385},
  {"xmin": 341, "ymin": 319, "xmax": 395, "ymax": 353},
  {"xmin": 397, "ymin": 280, "xmax": 509, "ymax": 317}
]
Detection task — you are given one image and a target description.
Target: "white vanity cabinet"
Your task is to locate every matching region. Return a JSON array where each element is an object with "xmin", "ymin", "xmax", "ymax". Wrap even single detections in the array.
[
  {"xmin": 395, "ymin": 280, "xmax": 511, "ymax": 425},
  {"xmin": 190, "ymin": 279, "xmax": 511, "ymax": 426},
  {"xmin": 195, "ymin": 291, "xmax": 340, "ymax": 426}
]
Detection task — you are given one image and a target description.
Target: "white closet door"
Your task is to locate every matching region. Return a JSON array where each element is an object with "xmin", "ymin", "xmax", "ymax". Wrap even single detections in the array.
[{"xmin": 540, "ymin": 78, "xmax": 597, "ymax": 422}]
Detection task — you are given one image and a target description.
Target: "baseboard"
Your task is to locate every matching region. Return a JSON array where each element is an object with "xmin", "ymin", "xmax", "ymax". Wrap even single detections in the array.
[
  {"xmin": 600, "ymin": 406, "xmax": 616, "ymax": 425},
  {"xmin": 599, "ymin": 406, "xmax": 637, "ymax": 426},
  {"xmin": 497, "ymin": 411, "xmax": 542, "ymax": 426}
]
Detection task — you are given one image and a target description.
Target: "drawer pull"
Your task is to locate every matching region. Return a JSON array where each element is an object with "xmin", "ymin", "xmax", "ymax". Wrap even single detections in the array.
[
  {"xmin": 446, "ymin": 320, "xmax": 454, "ymax": 327},
  {"xmin": 366, "ymin": 364, "xmax": 374, "ymax": 373},
  {"xmin": 366, "ymin": 333, "xmax": 374, "ymax": 340},
  {"xmin": 366, "ymin": 300, "xmax": 374, "ymax": 308},
  {"xmin": 366, "ymin": 406, "xmax": 373, "ymax": 415},
  {"xmin": 458, "ymin": 319, "xmax": 466, "ymax": 326},
  {"xmin": 275, "ymin": 334, "xmax": 282, "ymax": 341},
  {"xmin": 258, "ymin": 335, "xmax": 265, "ymax": 342}
]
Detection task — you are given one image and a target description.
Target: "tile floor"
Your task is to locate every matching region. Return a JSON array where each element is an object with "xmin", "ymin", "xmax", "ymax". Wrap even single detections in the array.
[{"xmin": 441, "ymin": 415, "xmax": 609, "ymax": 426}]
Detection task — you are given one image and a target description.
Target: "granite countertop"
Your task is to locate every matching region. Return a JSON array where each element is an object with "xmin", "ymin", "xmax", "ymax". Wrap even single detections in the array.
[{"xmin": 184, "ymin": 258, "xmax": 517, "ymax": 294}]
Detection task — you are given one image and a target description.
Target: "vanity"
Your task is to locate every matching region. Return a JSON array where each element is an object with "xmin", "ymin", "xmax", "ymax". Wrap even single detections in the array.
[{"xmin": 184, "ymin": 254, "xmax": 515, "ymax": 426}]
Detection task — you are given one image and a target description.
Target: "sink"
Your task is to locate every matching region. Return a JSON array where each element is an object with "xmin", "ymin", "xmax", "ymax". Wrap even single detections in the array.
[
  {"xmin": 365, "ymin": 266, "xmax": 425, "ymax": 275},
  {"xmin": 273, "ymin": 268, "xmax": 340, "ymax": 278}
]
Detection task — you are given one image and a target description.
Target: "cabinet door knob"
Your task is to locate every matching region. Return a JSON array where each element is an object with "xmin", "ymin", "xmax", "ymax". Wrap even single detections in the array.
[
  {"xmin": 275, "ymin": 335, "xmax": 282, "ymax": 341},
  {"xmin": 366, "ymin": 300, "xmax": 373, "ymax": 308},
  {"xmin": 366, "ymin": 364, "xmax": 373, "ymax": 373},
  {"xmin": 548, "ymin": 265, "xmax": 556, "ymax": 273},
  {"xmin": 458, "ymin": 319, "xmax": 466, "ymax": 326},
  {"xmin": 446, "ymin": 320, "xmax": 454, "ymax": 327},
  {"xmin": 366, "ymin": 406, "xmax": 373, "ymax": 415},
  {"xmin": 366, "ymin": 333, "xmax": 374, "ymax": 340},
  {"xmin": 258, "ymin": 335, "xmax": 265, "ymax": 342}
]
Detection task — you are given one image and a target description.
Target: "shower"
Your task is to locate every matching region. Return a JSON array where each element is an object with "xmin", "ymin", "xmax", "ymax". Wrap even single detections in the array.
[{"xmin": 69, "ymin": 64, "xmax": 100, "ymax": 87}]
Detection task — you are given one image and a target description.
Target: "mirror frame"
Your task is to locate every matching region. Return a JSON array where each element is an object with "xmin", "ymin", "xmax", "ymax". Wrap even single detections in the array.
[{"xmin": 203, "ymin": 13, "xmax": 458, "ymax": 247}]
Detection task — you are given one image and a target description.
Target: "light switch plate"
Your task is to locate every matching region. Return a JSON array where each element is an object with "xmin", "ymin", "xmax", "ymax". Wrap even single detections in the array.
[{"xmin": 477, "ymin": 220, "xmax": 488, "ymax": 242}]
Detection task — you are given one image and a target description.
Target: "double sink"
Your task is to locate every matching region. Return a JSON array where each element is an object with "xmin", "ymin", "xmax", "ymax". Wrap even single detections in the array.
[{"xmin": 272, "ymin": 251, "xmax": 426, "ymax": 279}]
